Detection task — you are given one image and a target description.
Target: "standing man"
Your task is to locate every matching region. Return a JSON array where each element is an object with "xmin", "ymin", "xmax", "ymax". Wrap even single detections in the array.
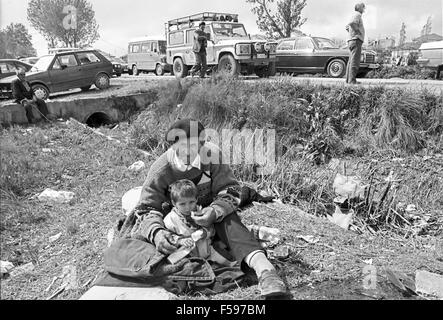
[
  {"xmin": 345, "ymin": 3, "xmax": 366, "ymax": 84},
  {"xmin": 12, "ymin": 69, "xmax": 50, "ymax": 123},
  {"xmin": 190, "ymin": 21, "xmax": 208, "ymax": 78}
]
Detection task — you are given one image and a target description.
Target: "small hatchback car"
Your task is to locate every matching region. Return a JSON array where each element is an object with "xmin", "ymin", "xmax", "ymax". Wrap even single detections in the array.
[{"xmin": 0, "ymin": 49, "xmax": 113, "ymax": 100}]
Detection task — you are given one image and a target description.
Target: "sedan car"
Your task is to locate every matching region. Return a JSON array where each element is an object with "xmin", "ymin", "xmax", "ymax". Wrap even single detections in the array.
[
  {"xmin": 0, "ymin": 49, "xmax": 113, "ymax": 100},
  {"xmin": 276, "ymin": 36, "xmax": 379, "ymax": 78},
  {"xmin": 0, "ymin": 59, "xmax": 33, "ymax": 80}
]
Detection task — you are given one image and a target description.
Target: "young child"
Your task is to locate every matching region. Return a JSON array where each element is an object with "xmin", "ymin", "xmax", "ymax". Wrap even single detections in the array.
[{"xmin": 164, "ymin": 179, "xmax": 234, "ymax": 266}]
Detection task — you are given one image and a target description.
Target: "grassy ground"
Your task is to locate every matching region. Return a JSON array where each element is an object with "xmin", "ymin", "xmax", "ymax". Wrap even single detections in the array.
[{"xmin": 1, "ymin": 121, "xmax": 442, "ymax": 300}]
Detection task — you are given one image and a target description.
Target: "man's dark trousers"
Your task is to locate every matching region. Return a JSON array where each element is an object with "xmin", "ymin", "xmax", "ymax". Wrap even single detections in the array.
[
  {"xmin": 346, "ymin": 39, "xmax": 363, "ymax": 84},
  {"xmin": 23, "ymin": 98, "xmax": 49, "ymax": 123},
  {"xmin": 213, "ymin": 212, "xmax": 263, "ymax": 271},
  {"xmin": 190, "ymin": 51, "xmax": 207, "ymax": 78}
]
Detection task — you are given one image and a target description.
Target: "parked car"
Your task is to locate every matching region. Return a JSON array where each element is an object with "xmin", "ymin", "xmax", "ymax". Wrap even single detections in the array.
[
  {"xmin": 276, "ymin": 36, "xmax": 379, "ymax": 78},
  {"xmin": 127, "ymin": 37, "xmax": 172, "ymax": 76},
  {"xmin": 114, "ymin": 57, "xmax": 129, "ymax": 74},
  {"xmin": 166, "ymin": 12, "xmax": 278, "ymax": 78},
  {"xmin": 19, "ymin": 56, "xmax": 40, "ymax": 65},
  {"xmin": 417, "ymin": 40, "xmax": 443, "ymax": 79},
  {"xmin": 0, "ymin": 59, "xmax": 33, "ymax": 80},
  {"xmin": 0, "ymin": 49, "xmax": 113, "ymax": 100}
]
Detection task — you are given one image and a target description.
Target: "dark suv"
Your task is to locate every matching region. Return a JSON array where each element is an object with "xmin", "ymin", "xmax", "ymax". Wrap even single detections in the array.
[{"xmin": 0, "ymin": 49, "xmax": 113, "ymax": 100}]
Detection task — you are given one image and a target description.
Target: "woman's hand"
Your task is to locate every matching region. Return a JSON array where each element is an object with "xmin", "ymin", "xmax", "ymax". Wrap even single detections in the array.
[{"xmin": 191, "ymin": 207, "xmax": 217, "ymax": 227}]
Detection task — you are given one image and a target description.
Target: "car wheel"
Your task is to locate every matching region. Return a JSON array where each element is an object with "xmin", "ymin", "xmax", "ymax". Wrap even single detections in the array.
[
  {"xmin": 32, "ymin": 84, "xmax": 49, "ymax": 100},
  {"xmin": 95, "ymin": 73, "xmax": 110, "ymax": 90},
  {"xmin": 173, "ymin": 58, "xmax": 188, "ymax": 78},
  {"xmin": 155, "ymin": 64, "xmax": 164, "ymax": 76},
  {"xmin": 218, "ymin": 54, "xmax": 239, "ymax": 76},
  {"xmin": 81, "ymin": 85, "xmax": 91, "ymax": 92},
  {"xmin": 132, "ymin": 65, "xmax": 139, "ymax": 76},
  {"xmin": 327, "ymin": 59, "xmax": 346, "ymax": 78}
]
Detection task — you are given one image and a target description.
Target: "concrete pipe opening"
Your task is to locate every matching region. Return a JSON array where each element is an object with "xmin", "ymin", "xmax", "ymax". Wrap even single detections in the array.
[{"xmin": 86, "ymin": 112, "xmax": 113, "ymax": 128}]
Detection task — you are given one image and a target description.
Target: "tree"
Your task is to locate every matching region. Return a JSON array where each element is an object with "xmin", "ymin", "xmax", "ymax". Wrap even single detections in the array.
[
  {"xmin": 399, "ymin": 23, "xmax": 406, "ymax": 47},
  {"xmin": 27, "ymin": 0, "xmax": 99, "ymax": 49},
  {"xmin": 246, "ymin": 0, "xmax": 307, "ymax": 39},
  {"xmin": 0, "ymin": 23, "xmax": 37, "ymax": 59}
]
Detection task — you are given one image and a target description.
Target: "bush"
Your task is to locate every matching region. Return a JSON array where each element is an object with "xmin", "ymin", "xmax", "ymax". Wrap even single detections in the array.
[{"xmin": 366, "ymin": 65, "xmax": 436, "ymax": 80}]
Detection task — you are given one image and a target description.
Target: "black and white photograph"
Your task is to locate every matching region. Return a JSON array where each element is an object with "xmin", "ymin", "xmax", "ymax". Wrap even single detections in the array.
[{"xmin": 0, "ymin": 0, "xmax": 442, "ymax": 306}]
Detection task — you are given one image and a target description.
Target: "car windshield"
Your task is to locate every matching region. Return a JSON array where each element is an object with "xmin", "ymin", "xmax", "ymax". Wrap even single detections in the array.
[
  {"xmin": 313, "ymin": 37, "xmax": 339, "ymax": 49},
  {"xmin": 30, "ymin": 55, "xmax": 54, "ymax": 72},
  {"xmin": 212, "ymin": 23, "xmax": 248, "ymax": 38}
]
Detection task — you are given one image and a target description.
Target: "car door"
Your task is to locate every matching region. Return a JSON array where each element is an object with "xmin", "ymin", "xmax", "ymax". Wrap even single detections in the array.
[
  {"xmin": 48, "ymin": 53, "xmax": 82, "ymax": 92},
  {"xmin": 292, "ymin": 37, "xmax": 320, "ymax": 73},
  {"xmin": 276, "ymin": 40, "xmax": 297, "ymax": 71},
  {"xmin": 75, "ymin": 51, "xmax": 102, "ymax": 84},
  {"xmin": 139, "ymin": 42, "xmax": 152, "ymax": 71}
]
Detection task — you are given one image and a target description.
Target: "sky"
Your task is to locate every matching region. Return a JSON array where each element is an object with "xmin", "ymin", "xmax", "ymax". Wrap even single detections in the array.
[{"xmin": 1, "ymin": 0, "xmax": 442, "ymax": 57}]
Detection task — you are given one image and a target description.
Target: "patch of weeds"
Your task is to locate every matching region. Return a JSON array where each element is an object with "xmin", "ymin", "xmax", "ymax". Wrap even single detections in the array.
[{"xmin": 66, "ymin": 219, "xmax": 79, "ymax": 235}]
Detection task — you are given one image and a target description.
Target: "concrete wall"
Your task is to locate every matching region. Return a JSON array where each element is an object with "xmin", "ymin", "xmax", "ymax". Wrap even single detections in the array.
[{"xmin": 0, "ymin": 90, "xmax": 158, "ymax": 126}]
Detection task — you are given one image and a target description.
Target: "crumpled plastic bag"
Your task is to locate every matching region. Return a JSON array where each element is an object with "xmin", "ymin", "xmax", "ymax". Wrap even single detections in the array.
[{"xmin": 333, "ymin": 173, "xmax": 366, "ymax": 203}]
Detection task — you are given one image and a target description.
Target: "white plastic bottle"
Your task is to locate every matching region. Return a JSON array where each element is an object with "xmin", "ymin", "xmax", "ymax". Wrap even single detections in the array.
[{"xmin": 247, "ymin": 225, "xmax": 281, "ymax": 247}]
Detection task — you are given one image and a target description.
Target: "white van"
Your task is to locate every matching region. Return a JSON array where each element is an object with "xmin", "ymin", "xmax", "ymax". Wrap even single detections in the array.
[
  {"xmin": 417, "ymin": 40, "xmax": 443, "ymax": 79},
  {"xmin": 127, "ymin": 37, "xmax": 172, "ymax": 76}
]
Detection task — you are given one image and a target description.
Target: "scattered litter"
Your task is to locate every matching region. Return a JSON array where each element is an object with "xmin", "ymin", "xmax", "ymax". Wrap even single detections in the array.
[
  {"xmin": 385, "ymin": 268, "xmax": 416, "ymax": 296},
  {"xmin": 363, "ymin": 259, "xmax": 373, "ymax": 265},
  {"xmin": 247, "ymin": 225, "xmax": 280, "ymax": 247},
  {"xmin": 405, "ymin": 204, "xmax": 417, "ymax": 213},
  {"xmin": 296, "ymin": 235, "xmax": 320, "ymax": 244},
  {"xmin": 9, "ymin": 262, "xmax": 35, "ymax": 278},
  {"xmin": 333, "ymin": 173, "xmax": 366, "ymax": 201},
  {"xmin": 327, "ymin": 206, "xmax": 354, "ymax": 230},
  {"xmin": 37, "ymin": 188, "xmax": 75, "ymax": 204},
  {"xmin": 60, "ymin": 265, "xmax": 79, "ymax": 290},
  {"xmin": 415, "ymin": 270, "xmax": 443, "ymax": 299},
  {"xmin": 128, "ymin": 161, "xmax": 145, "ymax": 172},
  {"xmin": 121, "ymin": 186, "xmax": 143, "ymax": 215},
  {"xmin": 269, "ymin": 245, "xmax": 290, "ymax": 260},
  {"xmin": 0, "ymin": 261, "xmax": 14, "ymax": 277},
  {"xmin": 49, "ymin": 233, "xmax": 62, "ymax": 243},
  {"xmin": 42, "ymin": 148, "xmax": 54, "ymax": 153}
]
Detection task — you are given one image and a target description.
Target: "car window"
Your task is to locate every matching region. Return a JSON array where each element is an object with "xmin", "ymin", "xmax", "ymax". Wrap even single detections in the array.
[
  {"xmin": 295, "ymin": 38, "xmax": 314, "ymax": 50},
  {"xmin": 278, "ymin": 40, "xmax": 295, "ymax": 51},
  {"xmin": 186, "ymin": 30, "xmax": 194, "ymax": 44},
  {"xmin": 151, "ymin": 42, "xmax": 158, "ymax": 53},
  {"xmin": 57, "ymin": 54, "xmax": 79, "ymax": 67},
  {"xmin": 131, "ymin": 44, "xmax": 141, "ymax": 53},
  {"xmin": 77, "ymin": 52, "xmax": 100, "ymax": 65},
  {"xmin": 0, "ymin": 63, "xmax": 15, "ymax": 73},
  {"xmin": 141, "ymin": 42, "xmax": 150, "ymax": 53},
  {"xmin": 169, "ymin": 31, "xmax": 184, "ymax": 45}
]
